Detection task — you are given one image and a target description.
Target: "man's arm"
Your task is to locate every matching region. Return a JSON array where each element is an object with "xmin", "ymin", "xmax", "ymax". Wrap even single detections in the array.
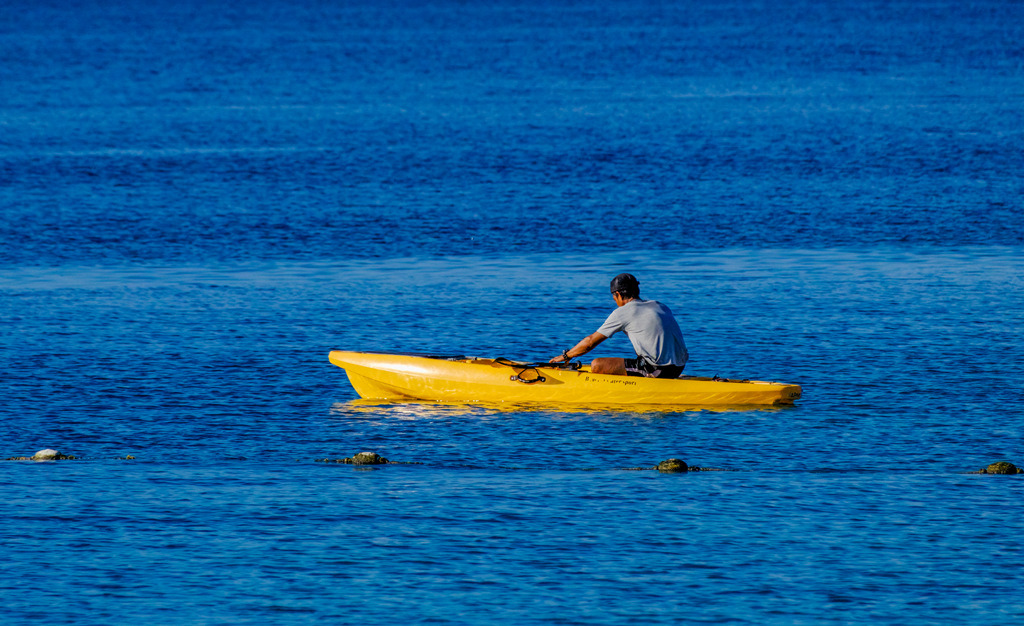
[{"xmin": 550, "ymin": 332, "xmax": 607, "ymax": 363}]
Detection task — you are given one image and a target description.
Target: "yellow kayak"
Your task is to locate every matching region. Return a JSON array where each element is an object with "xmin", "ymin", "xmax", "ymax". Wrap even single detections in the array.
[{"xmin": 329, "ymin": 351, "xmax": 802, "ymax": 406}]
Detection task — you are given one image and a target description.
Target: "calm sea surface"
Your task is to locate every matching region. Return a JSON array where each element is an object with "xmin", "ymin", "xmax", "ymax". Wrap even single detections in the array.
[{"xmin": 2, "ymin": 0, "xmax": 1023, "ymax": 623}]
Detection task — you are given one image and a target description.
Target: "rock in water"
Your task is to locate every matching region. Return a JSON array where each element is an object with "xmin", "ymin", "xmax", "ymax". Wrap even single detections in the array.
[
  {"xmin": 4, "ymin": 449, "xmax": 77, "ymax": 461},
  {"xmin": 657, "ymin": 458, "xmax": 688, "ymax": 473},
  {"xmin": 349, "ymin": 452, "xmax": 389, "ymax": 465},
  {"xmin": 983, "ymin": 461, "xmax": 1019, "ymax": 475}
]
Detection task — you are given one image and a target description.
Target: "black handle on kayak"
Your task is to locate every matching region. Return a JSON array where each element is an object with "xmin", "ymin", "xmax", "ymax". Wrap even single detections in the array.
[{"xmin": 510, "ymin": 369, "xmax": 546, "ymax": 384}]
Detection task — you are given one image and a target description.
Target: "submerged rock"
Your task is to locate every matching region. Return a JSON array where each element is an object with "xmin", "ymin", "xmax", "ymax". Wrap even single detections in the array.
[
  {"xmin": 316, "ymin": 452, "xmax": 390, "ymax": 465},
  {"xmin": 348, "ymin": 452, "xmax": 389, "ymax": 465},
  {"xmin": 657, "ymin": 458, "xmax": 688, "ymax": 473},
  {"xmin": 5, "ymin": 449, "xmax": 77, "ymax": 461},
  {"xmin": 982, "ymin": 461, "xmax": 1020, "ymax": 475}
]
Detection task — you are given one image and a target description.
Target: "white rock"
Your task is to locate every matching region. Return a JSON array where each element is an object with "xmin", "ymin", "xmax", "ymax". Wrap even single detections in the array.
[{"xmin": 32, "ymin": 449, "xmax": 60, "ymax": 460}]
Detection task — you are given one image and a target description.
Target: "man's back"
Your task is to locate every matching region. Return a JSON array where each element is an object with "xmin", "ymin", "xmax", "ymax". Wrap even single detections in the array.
[{"xmin": 597, "ymin": 299, "xmax": 689, "ymax": 367}]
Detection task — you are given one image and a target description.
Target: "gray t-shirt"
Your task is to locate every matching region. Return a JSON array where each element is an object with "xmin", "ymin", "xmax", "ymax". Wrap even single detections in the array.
[{"xmin": 595, "ymin": 299, "xmax": 689, "ymax": 367}]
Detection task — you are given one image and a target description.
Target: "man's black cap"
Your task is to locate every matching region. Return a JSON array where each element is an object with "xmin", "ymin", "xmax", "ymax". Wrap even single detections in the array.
[{"xmin": 610, "ymin": 273, "xmax": 639, "ymax": 294}]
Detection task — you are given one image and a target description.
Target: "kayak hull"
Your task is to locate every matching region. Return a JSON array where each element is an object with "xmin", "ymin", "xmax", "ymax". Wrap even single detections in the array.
[{"xmin": 329, "ymin": 351, "xmax": 802, "ymax": 406}]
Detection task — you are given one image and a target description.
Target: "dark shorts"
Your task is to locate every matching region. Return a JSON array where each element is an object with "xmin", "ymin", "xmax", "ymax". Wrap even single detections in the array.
[{"xmin": 624, "ymin": 357, "xmax": 685, "ymax": 379}]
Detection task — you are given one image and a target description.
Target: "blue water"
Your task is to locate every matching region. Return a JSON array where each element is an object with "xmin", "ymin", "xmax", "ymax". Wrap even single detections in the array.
[{"xmin": 2, "ymin": 0, "xmax": 1024, "ymax": 623}]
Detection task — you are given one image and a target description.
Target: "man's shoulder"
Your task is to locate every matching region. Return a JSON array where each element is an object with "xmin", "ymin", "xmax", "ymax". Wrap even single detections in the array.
[
  {"xmin": 635, "ymin": 299, "xmax": 677, "ymax": 318},
  {"xmin": 634, "ymin": 298, "xmax": 666, "ymax": 310}
]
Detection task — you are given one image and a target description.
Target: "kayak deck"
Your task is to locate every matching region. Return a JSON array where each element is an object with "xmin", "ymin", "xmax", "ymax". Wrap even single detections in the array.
[{"xmin": 329, "ymin": 351, "xmax": 802, "ymax": 406}]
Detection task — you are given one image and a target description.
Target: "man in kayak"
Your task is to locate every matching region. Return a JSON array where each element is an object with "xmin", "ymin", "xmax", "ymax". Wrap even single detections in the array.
[{"xmin": 550, "ymin": 273, "xmax": 689, "ymax": 378}]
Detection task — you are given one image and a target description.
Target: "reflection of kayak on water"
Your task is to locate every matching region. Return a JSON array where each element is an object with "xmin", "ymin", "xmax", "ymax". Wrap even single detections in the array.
[{"xmin": 329, "ymin": 351, "xmax": 802, "ymax": 406}]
